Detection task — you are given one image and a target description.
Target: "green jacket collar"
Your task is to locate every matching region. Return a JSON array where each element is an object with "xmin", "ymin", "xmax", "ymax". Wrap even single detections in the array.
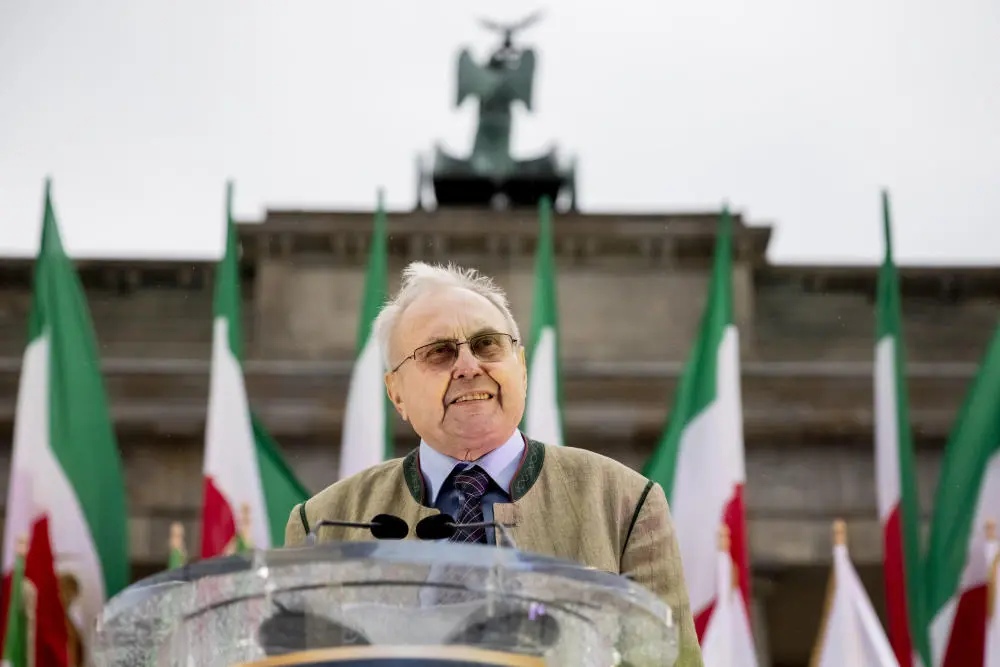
[{"xmin": 403, "ymin": 436, "xmax": 545, "ymax": 505}]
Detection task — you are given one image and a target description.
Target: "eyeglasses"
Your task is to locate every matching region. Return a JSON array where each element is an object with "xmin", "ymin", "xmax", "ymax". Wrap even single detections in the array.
[{"xmin": 391, "ymin": 332, "xmax": 518, "ymax": 373}]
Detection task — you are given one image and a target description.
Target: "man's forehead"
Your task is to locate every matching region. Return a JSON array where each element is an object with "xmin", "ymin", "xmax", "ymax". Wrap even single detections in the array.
[{"xmin": 398, "ymin": 287, "xmax": 507, "ymax": 336}]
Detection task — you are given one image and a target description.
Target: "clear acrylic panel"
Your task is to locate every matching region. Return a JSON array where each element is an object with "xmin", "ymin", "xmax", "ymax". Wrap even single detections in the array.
[{"xmin": 93, "ymin": 541, "xmax": 679, "ymax": 666}]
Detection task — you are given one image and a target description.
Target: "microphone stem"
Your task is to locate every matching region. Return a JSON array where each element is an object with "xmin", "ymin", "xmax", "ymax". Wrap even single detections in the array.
[{"xmin": 315, "ymin": 520, "xmax": 374, "ymax": 529}]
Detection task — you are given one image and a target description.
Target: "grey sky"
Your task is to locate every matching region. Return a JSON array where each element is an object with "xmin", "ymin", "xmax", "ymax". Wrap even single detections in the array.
[{"xmin": 0, "ymin": 0, "xmax": 997, "ymax": 265}]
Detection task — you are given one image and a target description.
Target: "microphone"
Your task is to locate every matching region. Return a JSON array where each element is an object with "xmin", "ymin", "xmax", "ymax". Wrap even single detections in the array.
[
  {"xmin": 305, "ymin": 513, "xmax": 409, "ymax": 544},
  {"xmin": 259, "ymin": 600, "xmax": 371, "ymax": 653},
  {"xmin": 415, "ymin": 514, "xmax": 517, "ymax": 549}
]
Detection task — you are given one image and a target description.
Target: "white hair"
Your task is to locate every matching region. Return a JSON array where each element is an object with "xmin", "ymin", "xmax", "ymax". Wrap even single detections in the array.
[{"xmin": 373, "ymin": 261, "xmax": 522, "ymax": 370}]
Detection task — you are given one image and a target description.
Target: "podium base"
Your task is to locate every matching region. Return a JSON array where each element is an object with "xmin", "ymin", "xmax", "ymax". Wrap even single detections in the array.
[{"xmin": 237, "ymin": 645, "xmax": 546, "ymax": 666}]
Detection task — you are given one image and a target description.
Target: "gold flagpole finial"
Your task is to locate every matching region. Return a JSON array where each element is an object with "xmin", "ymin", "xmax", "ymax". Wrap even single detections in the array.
[
  {"xmin": 832, "ymin": 519, "xmax": 848, "ymax": 546},
  {"xmin": 718, "ymin": 523, "xmax": 731, "ymax": 553},
  {"xmin": 716, "ymin": 524, "xmax": 740, "ymax": 592},
  {"xmin": 169, "ymin": 522, "xmax": 186, "ymax": 551},
  {"xmin": 239, "ymin": 503, "xmax": 252, "ymax": 542},
  {"xmin": 15, "ymin": 534, "xmax": 28, "ymax": 558}
]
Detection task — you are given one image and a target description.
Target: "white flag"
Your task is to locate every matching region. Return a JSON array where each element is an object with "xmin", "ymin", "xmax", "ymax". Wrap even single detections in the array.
[
  {"xmin": 701, "ymin": 525, "xmax": 758, "ymax": 666},
  {"xmin": 811, "ymin": 520, "xmax": 899, "ymax": 666}
]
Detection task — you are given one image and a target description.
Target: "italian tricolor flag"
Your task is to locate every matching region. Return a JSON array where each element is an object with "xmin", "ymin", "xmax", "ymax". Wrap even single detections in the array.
[
  {"xmin": 700, "ymin": 525, "xmax": 758, "ymax": 666},
  {"xmin": 1, "ymin": 519, "xmax": 72, "ymax": 667},
  {"xmin": 811, "ymin": 520, "xmax": 898, "ymax": 666},
  {"xmin": 643, "ymin": 207, "xmax": 752, "ymax": 640},
  {"xmin": 924, "ymin": 314, "xmax": 1000, "ymax": 667},
  {"xmin": 985, "ymin": 523, "xmax": 1000, "ymax": 667},
  {"xmin": 200, "ymin": 183, "xmax": 309, "ymax": 557},
  {"xmin": 522, "ymin": 196, "xmax": 564, "ymax": 447},
  {"xmin": 874, "ymin": 190, "xmax": 930, "ymax": 667},
  {"xmin": 0, "ymin": 537, "xmax": 28, "ymax": 667},
  {"xmin": 338, "ymin": 190, "xmax": 391, "ymax": 479},
  {"xmin": 0, "ymin": 181, "xmax": 129, "ymax": 660}
]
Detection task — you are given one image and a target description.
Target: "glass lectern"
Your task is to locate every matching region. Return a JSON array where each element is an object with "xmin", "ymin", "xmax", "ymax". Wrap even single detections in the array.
[{"xmin": 93, "ymin": 541, "xmax": 679, "ymax": 666}]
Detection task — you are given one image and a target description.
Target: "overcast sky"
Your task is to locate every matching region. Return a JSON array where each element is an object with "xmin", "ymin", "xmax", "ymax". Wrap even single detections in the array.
[{"xmin": 0, "ymin": 0, "xmax": 997, "ymax": 265}]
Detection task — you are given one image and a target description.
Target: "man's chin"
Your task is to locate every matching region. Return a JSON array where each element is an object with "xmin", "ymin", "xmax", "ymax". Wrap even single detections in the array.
[
  {"xmin": 425, "ymin": 418, "xmax": 519, "ymax": 460},
  {"xmin": 445, "ymin": 412, "xmax": 501, "ymax": 436},
  {"xmin": 443, "ymin": 412, "xmax": 510, "ymax": 439}
]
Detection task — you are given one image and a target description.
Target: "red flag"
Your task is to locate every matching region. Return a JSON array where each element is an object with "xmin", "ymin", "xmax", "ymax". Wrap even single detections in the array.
[{"xmin": 24, "ymin": 517, "xmax": 70, "ymax": 667}]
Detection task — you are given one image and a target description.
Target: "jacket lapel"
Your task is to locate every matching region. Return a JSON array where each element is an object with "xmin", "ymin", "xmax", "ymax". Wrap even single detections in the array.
[{"xmin": 492, "ymin": 439, "xmax": 548, "ymax": 550}]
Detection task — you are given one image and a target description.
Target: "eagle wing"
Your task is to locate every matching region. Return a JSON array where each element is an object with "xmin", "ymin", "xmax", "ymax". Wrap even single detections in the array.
[
  {"xmin": 505, "ymin": 48, "xmax": 535, "ymax": 111},
  {"xmin": 457, "ymin": 49, "xmax": 496, "ymax": 106}
]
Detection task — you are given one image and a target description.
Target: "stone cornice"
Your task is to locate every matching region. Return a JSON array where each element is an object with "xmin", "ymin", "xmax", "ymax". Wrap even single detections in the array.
[
  {"xmin": 1, "ymin": 208, "xmax": 997, "ymax": 299},
  {"xmin": 0, "ymin": 208, "xmax": 771, "ymax": 289},
  {"xmin": 0, "ymin": 258, "xmax": 216, "ymax": 293},
  {"xmin": 236, "ymin": 207, "xmax": 772, "ymax": 267},
  {"xmin": 758, "ymin": 264, "xmax": 1000, "ymax": 300}
]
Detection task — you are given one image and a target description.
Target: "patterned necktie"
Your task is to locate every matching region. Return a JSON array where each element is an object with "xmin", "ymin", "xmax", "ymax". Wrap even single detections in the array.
[{"xmin": 451, "ymin": 465, "xmax": 490, "ymax": 543}]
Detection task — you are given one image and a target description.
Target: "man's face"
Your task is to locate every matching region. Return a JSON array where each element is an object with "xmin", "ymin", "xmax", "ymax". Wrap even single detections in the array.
[{"xmin": 385, "ymin": 286, "xmax": 527, "ymax": 460}]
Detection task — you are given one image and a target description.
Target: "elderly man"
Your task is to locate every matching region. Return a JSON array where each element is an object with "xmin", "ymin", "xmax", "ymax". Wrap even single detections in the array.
[{"xmin": 285, "ymin": 261, "xmax": 703, "ymax": 665}]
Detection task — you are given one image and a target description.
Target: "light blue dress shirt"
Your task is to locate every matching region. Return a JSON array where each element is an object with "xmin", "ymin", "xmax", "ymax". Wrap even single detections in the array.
[{"xmin": 418, "ymin": 429, "xmax": 525, "ymax": 545}]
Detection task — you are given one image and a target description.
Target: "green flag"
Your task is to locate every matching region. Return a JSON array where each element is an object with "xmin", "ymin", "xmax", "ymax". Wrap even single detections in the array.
[
  {"xmin": 641, "ymin": 207, "xmax": 752, "ymax": 649},
  {"xmin": 1, "ymin": 179, "xmax": 130, "ymax": 644},
  {"xmin": 200, "ymin": 182, "xmax": 309, "ymax": 557},
  {"xmin": 338, "ymin": 189, "xmax": 391, "ymax": 478},
  {"xmin": 924, "ymin": 316, "xmax": 1000, "ymax": 666},
  {"xmin": 873, "ymin": 190, "xmax": 930, "ymax": 667},
  {"xmin": 521, "ymin": 196, "xmax": 564, "ymax": 446}
]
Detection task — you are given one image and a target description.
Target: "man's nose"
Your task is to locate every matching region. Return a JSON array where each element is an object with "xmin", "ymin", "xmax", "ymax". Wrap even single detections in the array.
[{"xmin": 451, "ymin": 344, "xmax": 482, "ymax": 378}]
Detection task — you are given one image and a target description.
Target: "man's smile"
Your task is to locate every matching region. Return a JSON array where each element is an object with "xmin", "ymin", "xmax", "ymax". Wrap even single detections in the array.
[{"xmin": 450, "ymin": 391, "xmax": 495, "ymax": 404}]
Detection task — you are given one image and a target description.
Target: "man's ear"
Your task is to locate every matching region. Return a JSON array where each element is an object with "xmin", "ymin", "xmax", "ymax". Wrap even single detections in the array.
[
  {"xmin": 518, "ymin": 345, "xmax": 528, "ymax": 390},
  {"xmin": 385, "ymin": 372, "xmax": 408, "ymax": 421}
]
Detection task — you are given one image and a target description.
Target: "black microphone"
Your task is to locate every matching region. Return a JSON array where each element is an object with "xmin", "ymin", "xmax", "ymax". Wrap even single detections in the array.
[
  {"xmin": 415, "ymin": 514, "xmax": 455, "ymax": 540},
  {"xmin": 305, "ymin": 513, "xmax": 409, "ymax": 544},
  {"xmin": 415, "ymin": 514, "xmax": 517, "ymax": 548},
  {"xmin": 259, "ymin": 600, "xmax": 371, "ymax": 654}
]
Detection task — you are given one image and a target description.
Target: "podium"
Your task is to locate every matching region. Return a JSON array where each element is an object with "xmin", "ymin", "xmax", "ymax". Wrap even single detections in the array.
[{"xmin": 92, "ymin": 540, "xmax": 679, "ymax": 666}]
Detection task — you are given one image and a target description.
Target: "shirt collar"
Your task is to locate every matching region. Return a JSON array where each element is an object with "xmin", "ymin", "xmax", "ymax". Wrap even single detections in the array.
[{"xmin": 418, "ymin": 429, "xmax": 526, "ymax": 505}]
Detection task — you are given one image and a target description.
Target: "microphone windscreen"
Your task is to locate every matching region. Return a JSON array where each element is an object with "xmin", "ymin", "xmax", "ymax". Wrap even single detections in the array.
[
  {"xmin": 415, "ymin": 513, "xmax": 456, "ymax": 540},
  {"xmin": 370, "ymin": 514, "xmax": 409, "ymax": 540},
  {"xmin": 258, "ymin": 603, "xmax": 371, "ymax": 654},
  {"xmin": 446, "ymin": 605, "xmax": 560, "ymax": 651}
]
